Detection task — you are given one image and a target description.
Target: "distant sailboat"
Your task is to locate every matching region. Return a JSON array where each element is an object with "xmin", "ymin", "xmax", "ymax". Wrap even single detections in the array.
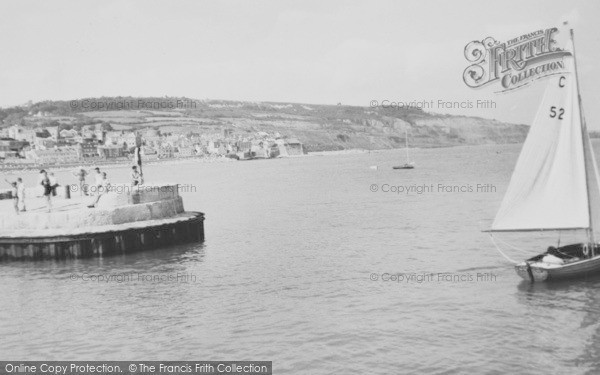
[
  {"xmin": 393, "ymin": 130, "xmax": 414, "ymax": 169},
  {"xmin": 489, "ymin": 30, "xmax": 600, "ymax": 282}
]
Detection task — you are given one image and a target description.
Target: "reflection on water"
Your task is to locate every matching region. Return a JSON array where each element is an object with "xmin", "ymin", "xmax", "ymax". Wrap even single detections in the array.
[{"xmin": 2, "ymin": 143, "xmax": 600, "ymax": 374}]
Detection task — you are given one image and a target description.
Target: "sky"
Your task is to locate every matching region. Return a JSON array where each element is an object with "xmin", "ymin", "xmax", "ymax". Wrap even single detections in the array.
[{"xmin": 0, "ymin": 0, "xmax": 599, "ymax": 127}]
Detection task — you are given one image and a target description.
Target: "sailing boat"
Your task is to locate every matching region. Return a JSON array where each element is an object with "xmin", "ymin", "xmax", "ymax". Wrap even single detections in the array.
[
  {"xmin": 393, "ymin": 129, "xmax": 415, "ymax": 169},
  {"xmin": 489, "ymin": 30, "xmax": 600, "ymax": 282}
]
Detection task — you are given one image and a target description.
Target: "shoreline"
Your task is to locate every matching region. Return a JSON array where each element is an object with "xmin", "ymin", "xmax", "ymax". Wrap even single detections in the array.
[
  {"xmin": 0, "ymin": 142, "xmax": 527, "ymax": 173},
  {"xmin": 0, "ymin": 155, "xmax": 236, "ymax": 174}
]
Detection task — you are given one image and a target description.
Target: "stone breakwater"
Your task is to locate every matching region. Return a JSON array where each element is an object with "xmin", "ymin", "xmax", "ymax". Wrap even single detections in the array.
[{"xmin": 0, "ymin": 183, "xmax": 205, "ymax": 260}]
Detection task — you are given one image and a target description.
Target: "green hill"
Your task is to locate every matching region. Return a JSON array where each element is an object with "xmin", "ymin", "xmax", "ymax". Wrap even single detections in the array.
[{"xmin": 0, "ymin": 97, "xmax": 529, "ymax": 152}]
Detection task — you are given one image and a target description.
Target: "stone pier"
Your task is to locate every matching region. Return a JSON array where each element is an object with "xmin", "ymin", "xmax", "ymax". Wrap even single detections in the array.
[{"xmin": 0, "ymin": 183, "xmax": 205, "ymax": 260}]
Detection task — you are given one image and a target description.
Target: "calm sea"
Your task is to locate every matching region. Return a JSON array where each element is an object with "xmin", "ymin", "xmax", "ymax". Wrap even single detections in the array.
[{"xmin": 2, "ymin": 143, "xmax": 600, "ymax": 374}]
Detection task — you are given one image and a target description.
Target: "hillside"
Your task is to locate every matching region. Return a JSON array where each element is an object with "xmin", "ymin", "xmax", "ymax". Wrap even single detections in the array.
[{"xmin": 0, "ymin": 97, "xmax": 529, "ymax": 151}]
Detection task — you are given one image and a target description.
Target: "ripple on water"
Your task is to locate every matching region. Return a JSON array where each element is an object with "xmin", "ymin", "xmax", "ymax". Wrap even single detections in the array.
[{"xmin": 3, "ymin": 145, "xmax": 600, "ymax": 373}]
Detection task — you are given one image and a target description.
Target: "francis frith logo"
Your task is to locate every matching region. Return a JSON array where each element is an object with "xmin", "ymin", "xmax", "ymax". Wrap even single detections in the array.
[{"xmin": 463, "ymin": 27, "xmax": 571, "ymax": 92}]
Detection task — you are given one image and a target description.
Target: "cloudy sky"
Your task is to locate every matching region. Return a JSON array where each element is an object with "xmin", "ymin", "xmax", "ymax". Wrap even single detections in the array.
[{"xmin": 0, "ymin": 0, "xmax": 599, "ymax": 127}]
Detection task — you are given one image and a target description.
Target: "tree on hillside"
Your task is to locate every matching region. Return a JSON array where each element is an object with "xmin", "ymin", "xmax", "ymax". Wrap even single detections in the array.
[
  {"xmin": 3, "ymin": 112, "xmax": 26, "ymax": 126},
  {"xmin": 101, "ymin": 122, "xmax": 113, "ymax": 131},
  {"xmin": 43, "ymin": 120, "xmax": 61, "ymax": 128}
]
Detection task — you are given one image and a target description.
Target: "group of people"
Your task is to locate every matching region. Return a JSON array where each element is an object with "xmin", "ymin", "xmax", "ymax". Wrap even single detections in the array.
[
  {"xmin": 73, "ymin": 165, "xmax": 143, "ymax": 195},
  {"xmin": 4, "ymin": 164, "xmax": 144, "ymax": 214},
  {"xmin": 78, "ymin": 165, "xmax": 143, "ymax": 208},
  {"xmin": 5, "ymin": 170, "xmax": 59, "ymax": 213}
]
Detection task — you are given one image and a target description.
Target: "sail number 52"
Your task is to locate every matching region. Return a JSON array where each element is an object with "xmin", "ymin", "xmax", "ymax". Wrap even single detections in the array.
[{"xmin": 550, "ymin": 106, "xmax": 564, "ymax": 120}]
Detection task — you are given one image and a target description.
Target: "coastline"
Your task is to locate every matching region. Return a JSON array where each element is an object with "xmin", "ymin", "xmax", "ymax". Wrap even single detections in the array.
[
  {"xmin": 0, "ymin": 155, "xmax": 236, "ymax": 174},
  {"xmin": 0, "ymin": 142, "xmax": 531, "ymax": 174}
]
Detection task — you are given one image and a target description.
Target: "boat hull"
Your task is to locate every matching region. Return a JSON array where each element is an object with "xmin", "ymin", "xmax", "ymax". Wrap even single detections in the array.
[{"xmin": 515, "ymin": 243, "xmax": 600, "ymax": 282}]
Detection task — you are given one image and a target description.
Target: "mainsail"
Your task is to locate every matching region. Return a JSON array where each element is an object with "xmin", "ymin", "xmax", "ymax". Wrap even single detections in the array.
[{"xmin": 491, "ymin": 43, "xmax": 600, "ymax": 233}]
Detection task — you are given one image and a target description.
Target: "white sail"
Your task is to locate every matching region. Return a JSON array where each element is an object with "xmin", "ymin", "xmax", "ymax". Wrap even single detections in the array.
[{"xmin": 491, "ymin": 49, "xmax": 600, "ymax": 232}]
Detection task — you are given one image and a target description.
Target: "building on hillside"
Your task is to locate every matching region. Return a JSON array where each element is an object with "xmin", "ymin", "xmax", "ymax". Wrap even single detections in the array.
[
  {"xmin": 207, "ymin": 141, "xmax": 221, "ymax": 154},
  {"xmin": 122, "ymin": 132, "xmax": 140, "ymax": 149},
  {"xmin": 46, "ymin": 126, "xmax": 59, "ymax": 140},
  {"xmin": 176, "ymin": 146, "xmax": 195, "ymax": 157},
  {"xmin": 142, "ymin": 146, "xmax": 157, "ymax": 155},
  {"xmin": 60, "ymin": 129, "xmax": 78, "ymax": 139},
  {"xmin": 274, "ymin": 139, "xmax": 288, "ymax": 157},
  {"xmin": 269, "ymin": 142, "xmax": 281, "ymax": 158},
  {"xmin": 81, "ymin": 126, "xmax": 96, "ymax": 139},
  {"xmin": 253, "ymin": 148, "xmax": 269, "ymax": 159},
  {"xmin": 7, "ymin": 125, "xmax": 35, "ymax": 143},
  {"xmin": 33, "ymin": 129, "xmax": 53, "ymax": 150},
  {"xmin": 218, "ymin": 143, "xmax": 230, "ymax": 155},
  {"xmin": 284, "ymin": 138, "xmax": 305, "ymax": 156},
  {"xmin": 236, "ymin": 140, "xmax": 252, "ymax": 152},
  {"xmin": 79, "ymin": 138, "xmax": 100, "ymax": 158},
  {"xmin": 97, "ymin": 144, "xmax": 124, "ymax": 159},
  {"xmin": 158, "ymin": 144, "xmax": 174, "ymax": 159},
  {"xmin": 104, "ymin": 131, "xmax": 124, "ymax": 145},
  {"xmin": 34, "ymin": 128, "xmax": 52, "ymax": 138},
  {"xmin": 25, "ymin": 146, "xmax": 81, "ymax": 164},
  {"xmin": 0, "ymin": 138, "xmax": 30, "ymax": 158},
  {"xmin": 162, "ymin": 135, "xmax": 181, "ymax": 148},
  {"xmin": 144, "ymin": 129, "xmax": 160, "ymax": 138},
  {"xmin": 34, "ymin": 138, "xmax": 56, "ymax": 150},
  {"xmin": 144, "ymin": 136, "xmax": 161, "ymax": 147},
  {"xmin": 95, "ymin": 130, "xmax": 106, "ymax": 143}
]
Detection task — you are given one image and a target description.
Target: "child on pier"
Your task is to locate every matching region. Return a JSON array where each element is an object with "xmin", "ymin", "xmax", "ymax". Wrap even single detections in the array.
[
  {"xmin": 5, "ymin": 177, "xmax": 25, "ymax": 214},
  {"xmin": 4, "ymin": 180, "xmax": 19, "ymax": 214},
  {"xmin": 73, "ymin": 168, "xmax": 88, "ymax": 196}
]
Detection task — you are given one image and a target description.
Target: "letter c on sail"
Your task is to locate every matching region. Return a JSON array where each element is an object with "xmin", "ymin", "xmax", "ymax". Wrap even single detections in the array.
[{"xmin": 559, "ymin": 76, "xmax": 566, "ymax": 87}]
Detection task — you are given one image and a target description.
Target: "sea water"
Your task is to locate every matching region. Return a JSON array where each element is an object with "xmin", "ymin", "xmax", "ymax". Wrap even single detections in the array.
[{"xmin": 1, "ymin": 143, "xmax": 600, "ymax": 374}]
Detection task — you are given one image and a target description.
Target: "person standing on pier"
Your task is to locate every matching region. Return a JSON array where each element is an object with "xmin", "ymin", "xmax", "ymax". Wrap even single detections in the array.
[
  {"xmin": 4, "ymin": 179, "xmax": 19, "ymax": 214},
  {"xmin": 73, "ymin": 168, "xmax": 88, "ymax": 196},
  {"xmin": 5, "ymin": 177, "xmax": 26, "ymax": 214},
  {"xmin": 16, "ymin": 177, "xmax": 26, "ymax": 212},
  {"xmin": 93, "ymin": 167, "xmax": 103, "ymax": 195},
  {"xmin": 88, "ymin": 172, "xmax": 111, "ymax": 208},
  {"xmin": 37, "ymin": 169, "xmax": 46, "ymax": 185},
  {"xmin": 131, "ymin": 165, "xmax": 143, "ymax": 186},
  {"xmin": 40, "ymin": 171, "xmax": 53, "ymax": 212},
  {"xmin": 49, "ymin": 172, "xmax": 59, "ymax": 197},
  {"xmin": 133, "ymin": 146, "xmax": 144, "ymax": 183}
]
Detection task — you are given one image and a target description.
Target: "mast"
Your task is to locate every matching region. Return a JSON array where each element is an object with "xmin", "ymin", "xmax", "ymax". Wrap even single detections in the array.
[
  {"xmin": 570, "ymin": 29, "xmax": 596, "ymax": 247},
  {"xmin": 405, "ymin": 129, "xmax": 409, "ymax": 163}
]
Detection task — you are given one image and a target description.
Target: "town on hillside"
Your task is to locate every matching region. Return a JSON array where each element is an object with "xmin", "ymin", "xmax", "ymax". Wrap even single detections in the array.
[{"xmin": 0, "ymin": 118, "xmax": 306, "ymax": 168}]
